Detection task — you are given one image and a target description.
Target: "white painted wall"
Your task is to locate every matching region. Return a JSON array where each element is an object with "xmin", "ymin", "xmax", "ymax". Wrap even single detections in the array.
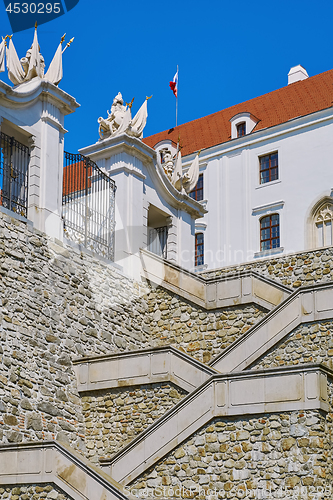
[
  {"xmin": 79, "ymin": 135, "xmax": 205, "ymax": 280},
  {"xmin": 186, "ymin": 107, "xmax": 333, "ymax": 270},
  {"xmin": 0, "ymin": 78, "xmax": 78, "ymax": 240}
]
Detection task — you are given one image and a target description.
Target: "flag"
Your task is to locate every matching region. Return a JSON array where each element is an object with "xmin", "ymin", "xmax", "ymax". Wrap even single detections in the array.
[
  {"xmin": 169, "ymin": 69, "xmax": 178, "ymax": 97},
  {"xmin": 25, "ymin": 26, "xmax": 42, "ymax": 81},
  {"xmin": 0, "ymin": 39, "xmax": 6, "ymax": 73},
  {"xmin": 6, "ymin": 37, "xmax": 25, "ymax": 85},
  {"xmin": 45, "ymin": 42, "xmax": 63, "ymax": 85}
]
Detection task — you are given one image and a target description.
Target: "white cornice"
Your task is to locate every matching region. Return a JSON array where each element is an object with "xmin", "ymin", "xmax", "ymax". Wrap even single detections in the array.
[
  {"xmin": 252, "ymin": 200, "xmax": 285, "ymax": 214},
  {"xmin": 182, "ymin": 106, "xmax": 333, "ymax": 163},
  {"xmin": 0, "ymin": 78, "xmax": 79, "ymax": 115},
  {"xmin": 79, "ymin": 134, "xmax": 207, "ymax": 219}
]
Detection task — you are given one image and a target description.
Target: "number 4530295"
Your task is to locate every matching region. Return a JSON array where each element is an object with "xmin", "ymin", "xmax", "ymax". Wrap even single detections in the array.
[{"xmin": 6, "ymin": 3, "xmax": 61, "ymax": 14}]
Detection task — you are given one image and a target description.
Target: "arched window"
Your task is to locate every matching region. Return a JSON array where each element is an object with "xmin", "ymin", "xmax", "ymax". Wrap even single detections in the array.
[
  {"xmin": 315, "ymin": 205, "xmax": 333, "ymax": 247},
  {"xmin": 260, "ymin": 214, "xmax": 280, "ymax": 251},
  {"xmin": 195, "ymin": 233, "xmax": 204, "ymax": 266}
]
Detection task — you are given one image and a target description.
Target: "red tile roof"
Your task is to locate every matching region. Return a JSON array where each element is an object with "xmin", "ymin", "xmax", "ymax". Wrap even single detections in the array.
[
  {"xmin": 63, "ymin": 161, "xmax": 92, "ymax": 197},
  {"xmin": 143, "ymin": 69, "xmax": 333, "ymax": 157}
]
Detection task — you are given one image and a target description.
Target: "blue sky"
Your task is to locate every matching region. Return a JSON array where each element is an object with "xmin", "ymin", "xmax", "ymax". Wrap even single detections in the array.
[{"xmin": 1, "ymin": 0, "xmax": 332, "ymax": 153}]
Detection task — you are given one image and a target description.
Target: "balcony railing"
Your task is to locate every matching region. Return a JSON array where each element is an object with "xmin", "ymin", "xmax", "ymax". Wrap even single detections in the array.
[
  {"xmin": 62, "ymin": 152, "xmax": 116, "ymax": 261},
  {"xmin": 0, "ymin": 131, "xmax": 29, "ymax": 218}
]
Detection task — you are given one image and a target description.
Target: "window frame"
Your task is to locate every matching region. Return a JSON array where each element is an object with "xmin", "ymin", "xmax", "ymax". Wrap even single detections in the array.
[
  {"xmin": 236, "ymin": 122, "xmax": 246, "ymax": 138},
  {"xmin": 259, "ymin": 152, "xmax": 278, "ymax": 185},
  {"xmin": 195, "ymin": 232, "xmax": 204, "ymax": 267},
  {"xmin": 189, "ymin": 173, "xmax": 204, "ymax": 202},
  {"xmin": 315, "ymin": 206, "xmax": 333, "ymax": 248},
  {"xmin": 260, "ymin": 213, "xmax": 280, "ymax": 251}
]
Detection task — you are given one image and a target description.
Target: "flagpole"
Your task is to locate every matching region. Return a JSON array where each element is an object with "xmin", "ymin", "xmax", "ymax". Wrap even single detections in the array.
[{"xmin": 176, "ymin": 64, "xmax": 178, "ymax": 128}]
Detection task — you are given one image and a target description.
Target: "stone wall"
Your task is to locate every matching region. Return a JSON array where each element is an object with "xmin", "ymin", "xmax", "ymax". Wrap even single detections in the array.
[
  {"xmin": 83, "ymin": 383, "xmax": 187, "ymax": 463},
  {"xmin": 0, "ymin": 485, "xmax": 72, "ymax": 499},
  {"xmin": 0, "ymin": 211, "xmax": 150, "ymax": 451},
  {"xmin": 201, "ymin": 248, "xmax": 333, "ymax": 288},
  {"xmin": 2, "ymin": 209, "xmax": 333, "ymax": 497},
  {"xmin": 130, "ymin": 408, "xmax": 333, "ymax": 499},
  {"xmin": 146, "ymin": 288, "xmax": 266, "ymax": 363},
  {"xmin": 252, "ymin": 321, "xmax": 333, "ymax": 371},
  {"xmin": 0, "ymin": 211, "xmax": 267, "ymax": 452}
]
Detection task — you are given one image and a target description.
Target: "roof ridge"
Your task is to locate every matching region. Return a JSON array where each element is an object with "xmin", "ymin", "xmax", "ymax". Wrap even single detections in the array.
[{"xmin": 144, "ymin": 68, "xmax": 333, "ymax": 156}]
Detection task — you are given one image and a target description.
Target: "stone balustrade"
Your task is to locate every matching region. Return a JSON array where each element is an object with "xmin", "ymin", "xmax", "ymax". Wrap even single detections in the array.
[
  {"xmin": 101, "ymin": 364, "xmax": 331, "ymax": 485},
  {"xmin": 74, "ymin": 346, "xmax": 216, "ymax": 394},
  {"xmin": 0, "ymin": 441, "xmax": 134, "ymax": 500},
  {"xmin": 141, "ymin": 249, "xmax": 291, "ymax": 311},
  {"xmin": 211, "ymin": 282, "xmax": 333, "ymax": 372}
]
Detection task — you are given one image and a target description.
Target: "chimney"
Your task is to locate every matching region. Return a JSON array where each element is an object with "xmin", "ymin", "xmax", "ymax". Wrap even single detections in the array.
[{"xmin": 288, "ymin": 65, "xmax": 309, "ymax": 85}]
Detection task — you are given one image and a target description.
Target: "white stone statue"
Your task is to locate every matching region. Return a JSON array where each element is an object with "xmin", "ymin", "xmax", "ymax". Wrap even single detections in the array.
[
  {"xmin": 160, "ymin": 148, "xmax": 175, "ymax": 179},
  {"xmin": 98, "ymin": 94, "xmax": 151, "ymax": 140},
  {"xmin": 165, "ymin": 147, "xmax": 200, "ymax": 195},
  {"xmin": 4, "ymin": 26, "xmax": 73, "ymax": 86}
]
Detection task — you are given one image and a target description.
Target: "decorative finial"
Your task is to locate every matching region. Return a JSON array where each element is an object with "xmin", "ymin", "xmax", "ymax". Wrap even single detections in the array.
[
  {"xmin": 61, "ymin": 33, "xmax": 66, "ymax": 44},
  {"xmin": 146, "ymin": 95, "xmax": 153, "ymax": 100},
  {"xmin": 198, "ymin": 149, "xmax": 202, "ymax": 155},
  {"xmin": 62, "ymin": 37, "xmax": 74, "ymax": 53},
  {"xmin": 125, "ymin": 97, "xmax": 135, "ymax": 108}
]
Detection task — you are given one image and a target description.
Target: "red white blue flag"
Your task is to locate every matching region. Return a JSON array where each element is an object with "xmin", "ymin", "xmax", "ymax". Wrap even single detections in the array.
[{"xmin": 169, "ymin": 69, "xmax": 178, "ymax": 97}]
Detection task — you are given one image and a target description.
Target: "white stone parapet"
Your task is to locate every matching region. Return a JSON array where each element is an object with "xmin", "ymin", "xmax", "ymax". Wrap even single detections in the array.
[
  {"xmin": 73, "ymin": 346, "xmax": 217, "ymax": 394},
  {"xmin": 141, "ymin": 248, "xmax": 291, "ymax": 310},
  {"xmin": 210, "ymin": 281, "xmax": 333, "ymax": 372},
  {"xmin": 0, "ymin": 440, "xmax": 136, "ymax": 500},
  {"xmin": 102, "ymin": 364, "xmax": 331, "ymax": 485}
]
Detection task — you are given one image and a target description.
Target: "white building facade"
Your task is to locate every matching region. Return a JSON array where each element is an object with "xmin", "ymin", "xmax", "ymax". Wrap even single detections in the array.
[
  {"xmin": 1, "ymin": 46, "xmax": 333, "ymax": 281},
  {"xmin": 145, "ymin": 66, "xmax": 333, "ymax": 271}
]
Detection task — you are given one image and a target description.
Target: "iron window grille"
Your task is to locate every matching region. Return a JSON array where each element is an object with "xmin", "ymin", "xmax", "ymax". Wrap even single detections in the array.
[
  {"xmin": 189, "ymin": 173, "xmax": 203, "ymax": 201},
  {"xmin": 260, "ymin": 214, "xmax": 280, "ymax": 251},
  {"xmin": 62, "ymin": 151, "xmax": 116, "ymax": 261},
  {"xmin": 0, "ymin": 131, "xmax": 29, "ymax": 218},
  {"xmin": 259, "ymin": 152, "xmax": 278, "ymax": 184},
  {"xmin": 195, "ymin": 232, "xmax": 204, "ymax": 266}
]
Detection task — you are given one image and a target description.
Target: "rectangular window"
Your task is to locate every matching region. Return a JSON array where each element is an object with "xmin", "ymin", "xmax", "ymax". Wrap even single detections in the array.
[
  {"xmin": 260, "ymin": 214, "xmax": 280, "ymax": 251},
  {"xmin": 237, "ymin": 122, "xmax": 246, "ymax": 137},
  {"xmin": 148, "ymin": 226, "xmax": 168, "ymax": 259},
  {"xmin": 189, "ymin": 174, "xmax": 203, "ymax": 201},
  {"xmin": 195, "ymin": 233, "xmax": 204, "ymax": 266},
  {"xmin": 259, "ymin": 152, "xmax": 278, "ymax": 184}
]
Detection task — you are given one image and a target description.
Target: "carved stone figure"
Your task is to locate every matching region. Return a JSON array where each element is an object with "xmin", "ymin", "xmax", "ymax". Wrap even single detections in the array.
[
  {"xmin": 165, "ymin": 148, "xmax": 200, "ymax": 194},
  {"xmin": 20, "ymin": 45, "xmax": 45, "ymax": 79},
  {"xmin": 98, "ymin": 94, "xmax": 151, "ymax": 140},
  {"xmin": 3, "ymin": 26, "xmax": 73, "ymax": 87},
  {"xmin": 160, "ymin": 148, "xmax": 175, "ymax": 179},
  {"xmin": 98, "ymin": 93, "xmax": 129, "ymax": 138}
]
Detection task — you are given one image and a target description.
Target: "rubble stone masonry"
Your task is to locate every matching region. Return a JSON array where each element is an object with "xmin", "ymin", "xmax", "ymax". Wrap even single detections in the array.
[
  {"xmin": 0, "ymin": 485, "xmax": 72, "ymax": 499},
  {"xmin": 130, "ymin": 408, "xmax": 333, "ymax": 499},
  {"xmin": 1, "ymin": 209, "xmax": 333, "ymax": 497}
]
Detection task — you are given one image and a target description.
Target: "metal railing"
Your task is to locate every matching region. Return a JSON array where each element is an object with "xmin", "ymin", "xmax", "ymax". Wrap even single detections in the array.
[
  {"xmin": 62, "ymin": 152, "xmax": 116, "ymax": 261},
  {"xmin": 0, "ymin": 131, "xmax": 29, "ymax": 218}
]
